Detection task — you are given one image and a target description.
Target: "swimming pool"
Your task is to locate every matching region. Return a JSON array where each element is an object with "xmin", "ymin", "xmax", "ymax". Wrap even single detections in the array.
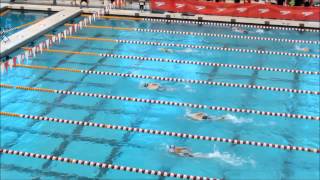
[
  {"xmin": 0, "ymin": 9, "xmax": 52, "ymax": 36},
  {"xmin": 0, "ymin": 14, "xmax": 319, "ymax": 180}
]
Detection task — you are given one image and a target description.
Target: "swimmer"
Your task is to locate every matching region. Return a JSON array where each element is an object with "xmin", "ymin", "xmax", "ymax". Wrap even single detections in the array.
[
  {"xmin": 255, "ymin": 29, "xmax": 265, "ymax": 34},
  {"xmin": 168, "ymin": 145, "xmax": 194, "ymax": 157},
  {"xmin": 159, "ymin": 48, "xmax": 194, "ymax": 53},
  {"xmin": 295, "ymin": 45, "xmax": 310, "ymax": 53},
  {"xmin": 159, "ymin": 48, "xmax": 174, "ymax": 53},
  {"xmin": 143, "ymin": 83, "xmax": 163, "ymax": 91},
  {"xmin": 232, "ymin": 27, "xmax": 248, "ymax": 34},
  {"xmin": 186, "ymin": 112, "xmax": 211, "ymax": 121}
]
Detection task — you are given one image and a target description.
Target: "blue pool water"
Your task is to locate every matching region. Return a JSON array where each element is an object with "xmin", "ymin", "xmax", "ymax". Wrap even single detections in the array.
[
  {"xmin": 0, "ymin": 15, "xmax": 319, "ymax": 180},
  {"xmin": 0, "ymin": 10, "xmax": 52, "ymax": 36}
]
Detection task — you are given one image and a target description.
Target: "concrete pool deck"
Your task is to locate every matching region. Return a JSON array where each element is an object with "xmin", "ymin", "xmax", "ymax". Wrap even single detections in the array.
[{"xmin": 0, "ymin": 3, "xmax": 82, "ymax": 58}]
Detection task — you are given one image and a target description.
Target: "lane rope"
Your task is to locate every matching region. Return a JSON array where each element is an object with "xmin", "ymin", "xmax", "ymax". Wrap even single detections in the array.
[
  {"xmin": 0, "ymin": 148, "xmax": 219, "ymax": 180},
  {"xmin": 16, "ymin": 64, "xmax": 320, "ymax": 95},
  {"xmin": 65, "ymin": 24, "xmax": 320, "ymax": 45},
  {"xmin": 50, "ymin": 35, "xmax": 320, "ymax": 58},
  {"xmin": 23, "ymin": 47, "xmax": 320, "ymax": 75},
  {"xmin": 1, "ymin": 84, "xmax": 319, "ymax": 121},
  {"xmin": 143, "ymin": 17, "xmax": 320, "ymax": 33},
  {"xmin": 1, "ymin": 112, "xmax": 319, "ymax": 153}
]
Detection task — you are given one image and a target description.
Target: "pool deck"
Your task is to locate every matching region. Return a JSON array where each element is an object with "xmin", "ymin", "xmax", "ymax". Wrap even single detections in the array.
[{"xmin": 0, "ymin": 3, "xmax": 81, "ymax": 58}]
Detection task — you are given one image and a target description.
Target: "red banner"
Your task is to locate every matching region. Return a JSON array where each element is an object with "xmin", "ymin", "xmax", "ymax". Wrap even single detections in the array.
[{"xmin": 150, "ymin": 0, "xmax": 320, "ymax": 21}]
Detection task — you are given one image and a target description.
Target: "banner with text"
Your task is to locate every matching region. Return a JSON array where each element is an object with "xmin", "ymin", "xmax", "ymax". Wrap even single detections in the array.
[{"xmin": 150, "ymin": 0, "xmax": 320, "ymax": 21}]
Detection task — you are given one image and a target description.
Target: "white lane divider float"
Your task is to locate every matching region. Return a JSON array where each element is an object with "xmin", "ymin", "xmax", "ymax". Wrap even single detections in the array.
[
  {"xmin": 98, "ymin": 53, "xmax": 320, "ymax": 75},
  {"xmin": 0, "ymin": 148, "xmax": 219, "ymax": 180},
  {"xmin": 1, "ymin": 84, "xmax": 319, "ymax": 121},
  {"xmin": 135, "ymin": 28, "xmax": 320, "ymax": 44},
  {"xmin": 1, "ymin": 112, "xmax": 319, "ymax": 153},
  {"xmin": 143, "ymin": 17, "xmax": 320, "ymax": 33}
]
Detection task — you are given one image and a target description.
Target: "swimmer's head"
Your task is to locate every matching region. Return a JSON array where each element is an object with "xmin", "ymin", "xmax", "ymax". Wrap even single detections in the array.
[
  {"xmin": 202, "ymin": 115, "xmax": 209, "ymax": 120},
  {"xmin": 143, "ymin": 83, "xmax": 149, "ymax": 88},
  {"xmin": 168, "ymin": 145, "xmax": 175, "ymax": 152}
]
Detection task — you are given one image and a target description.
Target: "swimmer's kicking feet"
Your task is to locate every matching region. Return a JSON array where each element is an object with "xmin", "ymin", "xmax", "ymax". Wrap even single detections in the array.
[
  {"xmin": 168, "ymin": 145, "xmax": 194, "ymax": 157},
  {"xmin": 232, "ymin": 27, "xmax": 248, "ymax": 34},
  {"xmin": 295, "ymin": 45, "xmax": 311, "ymax": 53},
  {"xmin": 159, "ymin": 48, "xmax": 195, "ymax": 53},
  {"xmin": 159, "ymin": 48, "xmax": 174, "ymax": 53}
]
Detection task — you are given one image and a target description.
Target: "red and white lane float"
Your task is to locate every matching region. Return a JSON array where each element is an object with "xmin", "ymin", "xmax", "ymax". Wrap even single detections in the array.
[
  {"xmin": 0, "ymin": 9, "xmax": 105, "ymax": 75},
  {"xmin": 0, "ymin": 148, "xmax": 220, "ymax": 180}
]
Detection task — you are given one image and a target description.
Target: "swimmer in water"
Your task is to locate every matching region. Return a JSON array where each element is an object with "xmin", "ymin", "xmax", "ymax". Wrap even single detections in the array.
[
  {"xmin": 159, "ymin": 48, "xmax": 174, "ymax": 53},
  {"xmin": 186, "ymin": 112, "xmax": 211, "ymax": 121},
  {"xmin": 295, "ymin": 45, "xmax": 310, "ymax": 53},
  {"xmin": 143, "ymin": 83, "xmax": 166, "ymax": 91},
  {"xmin": 168, "ymin": 145, "xmax": 194, "ymax": 157},
  {"xmin": 159, "ymin": 48, "xmax": 194, "ymax": 53},
  {"xmin": 255, "ymin": 29, "xmax": 265, "ymax": 34},
  {"xmin": 232, "ymin": 27, "xmax": 248, "ymax": 34}
]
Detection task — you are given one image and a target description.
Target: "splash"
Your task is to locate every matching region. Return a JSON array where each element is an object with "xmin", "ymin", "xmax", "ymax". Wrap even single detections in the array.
[
  {"xmin": 294, "ymin": 44, "xmax": 310, "ymax": 53},
  {"xmin": 181, "ymin": 48, "xmax": 194, "ymax": 53},
  {"xmin": 193, "ymin": 149, "xmax": 255, "ymax": 166},
  {"xmin": 184, "ymin": 85, "xmax": 196, "ymax": 93},
  {"xmin": 255, "ymin": 29, "xmax": 265, "ymax": 34},
  {"xmin": 212, "ymin": 114, "xmax": 253, "ymax": 124},
  {"xmin": 165, "ymin": 144, "xmax": 255, "ymax": 166}
]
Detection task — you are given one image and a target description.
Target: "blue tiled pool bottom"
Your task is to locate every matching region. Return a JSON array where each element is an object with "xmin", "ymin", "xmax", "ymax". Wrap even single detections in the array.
[{"xmin": 0, "ymin": 15, "xmax": 319, "ymax": 180}]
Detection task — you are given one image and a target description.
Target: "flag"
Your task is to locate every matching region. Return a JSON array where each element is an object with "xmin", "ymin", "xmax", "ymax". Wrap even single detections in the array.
[
  {"xmin": 0, "ymin": 63, "xmax": 4, "ymax": 74},
  {"xmin": 4, "ymin": 61, "xmax": 9, "ymax": 71},
  {"xmin": 25, "ymin": 51, "xmax": 29, "ymax": 63},
  {"xmin": 32, "ymin": 47, "xmax": 36, "ymax": 57},
  {"xmin": 39, "ymin": 43, "xmax": 43, "ymax": 54},
  {"xmin": 57, "ymin": 33, "xmax": 61, "ymax": 44},
  {"xmin": 52, "ymin": 36, "xmax": 56, "ymax": 43},
  {"xmin": 21, "ymin": 54, "xmax": 25, "ymax": 64},
  {"xmin": 17, "ymin": 55, "xmax": 21, "ymax": 64},
  {"xmin": 46, "ymin": 39, "xmax": 50, "ymax": 49},
  {"xmin": 69, "ymin": 26, "xmax": 73, "ymax": 34},
  {"xmin": 84, "ymin": 18, "xmax": 87, "ymax": 27},
  {"xmin": 88, "ymin": 16, "xmax": 92, "ymax": 24},
  {"xmin": 13, "ymin": 57, "xmax": 17, "ymax": 66},
  {"xmin": 64, "ymin": 29, "xmax": 67, "ymax": 39},
  {"xmin": 8, "ymin": 59, "xmax": 13, "ymax": 69}
]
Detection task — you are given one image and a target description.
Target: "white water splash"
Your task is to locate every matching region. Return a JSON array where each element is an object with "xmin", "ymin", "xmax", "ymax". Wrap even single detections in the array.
[
  {"xmin": 255, "ymin": 29, "xmax": 265, "ymax": 34},
  {"xmin": 212, "ymin": 114, "xmax": 253, "ymax": 124},
  {"xmin": 193, "ymin": 149, "xmax": 255, "ymax": 167},
  {"xmin": 165, "ymin": 144, "xmax": 255, "ymax": 166},
  {"xmin": 184, "ymin": 84, "xmax": 196, "ymax": 93}
]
